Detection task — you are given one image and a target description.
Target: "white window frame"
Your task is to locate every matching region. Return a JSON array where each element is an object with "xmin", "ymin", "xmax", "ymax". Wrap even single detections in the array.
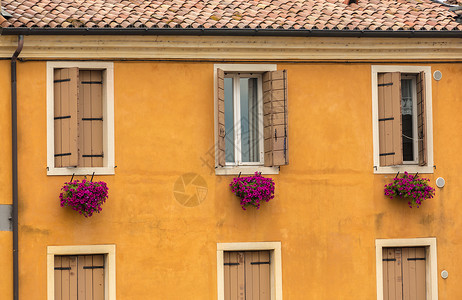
[
  {"xmin": 371, "ymin": 65, "xmax": 434, "ymax": 174},
  {"xmin": 46, "ymin": 61, "xmax": 115, "ymax": 176},
  {"xmin": 375, "ymin": 238, "xmax": 438, "ymax": 300},
  {"xmin": 47, "ymin": 244, "xmax": 116, "ymax": 300},
  {"xmin": 214, "ymin": 64, "xmax": 279, "ymax": 175},
  {"xmin": 217, "ymin": 242, "xmax": 282, "ymax": 300}
]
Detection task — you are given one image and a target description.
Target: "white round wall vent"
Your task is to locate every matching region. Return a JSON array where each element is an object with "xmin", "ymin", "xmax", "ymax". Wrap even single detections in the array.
[
  {"xmin": 433, "ymin": 70, "xmax": 443, "ymax": 81},
  {"xmin": 436, "ymin": 177, "xmax": 445, "ymax": 188},
  {"xmin": 441, "ymin": 270, "xmax": 449, "ymax": 279}
]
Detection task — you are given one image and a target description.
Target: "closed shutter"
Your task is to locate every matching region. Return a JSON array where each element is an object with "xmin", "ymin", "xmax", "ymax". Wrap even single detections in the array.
[
  {"xmin": 54, "ymin": 68, "xmax": 79, "ymax": 168},
  {"xmin": 402, "ymin": 247, "xmax": 426, "ymax": 300},
  {"xmin": 79, "ymin": 70, "xmax": 104, "ymax": 167},
  {"xmin": 54, "ymin": 255, "xmax": 78, "ymax": 300},
  {"xmin": 378, "ymin": 72, "xmax": 403, "ymax": 166},
  {"xmin": 224, "ymin": 251, "xmax": 271, "ymax": 300},
  {"xmin": 382, "ymin": 247, "xmax": 426, "ymax": 300},
  {"xmin": 416, "ymin": 72, "xmax": 427, "ymax": 166},
  {"xmin": 217, "ymin": 68, "xmax": 226, "ymax": 166},
  {"xmin": 382, "ymin": 248, "xmax": 403, "ymax": 300},
  {"xmin": 55, "ymin": 255, "xmax": 104, "ymax": 300},
  {"xmin": 244, "ymin": 251, "xmax": 270, "ymax": 299},
  {"xmin": 263, "ymin": 70, "xmax": 289, "ymax": 167}
]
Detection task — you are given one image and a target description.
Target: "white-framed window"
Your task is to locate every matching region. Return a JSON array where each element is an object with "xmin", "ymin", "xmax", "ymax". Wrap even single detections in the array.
[
  {"xmin": 47, "ymin": 61, "xmax": 115, "ymax": 176},
  {"xmin": 375, "ymin": 238, "xmax": 438, "ymax": 300},
  {"xmin": 217, "ymin": 242, "xmax": 283, "ymax": 300},
  {"xmin": 214, "ymin": 64, "xmax": 289, "ymax": 175},
  {"xmin": 47, "ymin": 244, "xmax": 116, "ymax": 300},
  {"xmin": 371, "ymin": 65, "xmax": 433, "ymax": 174},
  {"xmin": 224, "ymin": 72, "xmax": 264, "ymax": 165}
]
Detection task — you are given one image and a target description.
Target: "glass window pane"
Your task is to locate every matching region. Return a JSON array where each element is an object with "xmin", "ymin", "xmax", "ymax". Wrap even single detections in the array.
[
  {"xmin": 240, "ymin": 78, "xmax": 260, "ymax": 163},
  {"xmin": 401, "ymin": 78, "xmax": 414, "ymax": 161},
  {"xmin": 224, "ymin": 77, "xmax": 235, "ymax": 163}
]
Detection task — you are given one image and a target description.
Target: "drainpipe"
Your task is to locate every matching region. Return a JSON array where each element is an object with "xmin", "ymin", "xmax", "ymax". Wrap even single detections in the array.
[{"xmin": 11, "ymin": 34, "xmax": 23, "ymax": 300}]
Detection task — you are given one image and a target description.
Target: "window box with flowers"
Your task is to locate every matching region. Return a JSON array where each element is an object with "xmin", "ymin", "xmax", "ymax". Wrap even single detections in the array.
[
  {"xmin": 384, "ymin": 172, "xmax": 435, "ymax": 208},
  {"xmin": 59, "ymin": 179, "xmax": 109, "ymax": 217},
  {"xmin": 230, "ymin": 172, "xmax": 275, "ymax": 210}
]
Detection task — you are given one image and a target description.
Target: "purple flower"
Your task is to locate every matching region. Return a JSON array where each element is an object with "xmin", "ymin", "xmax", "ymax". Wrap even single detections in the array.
[
  {"xmin": 59, "ymin": 179, "xmax": 109, "ymax": 217},
  {"xmin": 383, "ymin": 173, "xmax": 435, "ymax": 208},
  {"xmin": 230, "ymin": 172, "xmax": 275, "ymax": 210}
]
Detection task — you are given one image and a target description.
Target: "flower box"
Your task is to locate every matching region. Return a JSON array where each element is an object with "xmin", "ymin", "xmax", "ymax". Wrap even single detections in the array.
[
  {"xmin": 384, "ymin": 172, "xmax": 435, "ymax": 208},
  {"xmin": 59, "ymin": 179, "xmax": 109, "ymax": 217},
  {"xmin": 230, "ymin": 172, "xmax": 275, "ymax": 210}
]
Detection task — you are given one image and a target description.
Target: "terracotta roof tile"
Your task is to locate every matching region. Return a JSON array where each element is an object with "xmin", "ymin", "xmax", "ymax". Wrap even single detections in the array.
[{"xmin": 1, "ymin": 0, "xmax": 461, "ymax": 32}]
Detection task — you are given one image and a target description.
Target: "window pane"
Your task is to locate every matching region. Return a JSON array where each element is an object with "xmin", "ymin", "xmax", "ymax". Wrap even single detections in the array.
[
  {"xmin": 224, "ymin": 77, "xmax": 235, "ymax": 163},
  {"xmin": 240, "ymin": 78, "xmax": 259, "ymax": 163},
  {"xmin": 401, "ymin": 79, "xmax": 414, "ymax": 161}
]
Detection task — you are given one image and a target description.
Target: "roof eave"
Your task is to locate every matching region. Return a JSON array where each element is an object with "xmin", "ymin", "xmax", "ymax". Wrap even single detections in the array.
[{"xmin": 1, "ymin": 27, "xmax": 462, "ymax": 38}]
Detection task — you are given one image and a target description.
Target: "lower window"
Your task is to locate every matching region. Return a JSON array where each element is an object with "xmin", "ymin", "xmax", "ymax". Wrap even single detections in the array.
[
  {"xmin": 47, "ymin": 245, "xmax": 116, "ymax": 300},
  {"xmin": 224, "ymin": 251, "xmax": 271, "ymax": 299},
  {"xmin": 54, "ymin": 255, "xmax": 104, "ymax": 299},
  {"xmin": 375, "ymin": 238, "xmax": 437, "ymax": 300},
  {"xmin": 382, "ymin": 247, "xmax": 426, "ymax": 299},
  {"xmin": 217, "ymin": 242, "xmax": 282, "ymax": 300}
]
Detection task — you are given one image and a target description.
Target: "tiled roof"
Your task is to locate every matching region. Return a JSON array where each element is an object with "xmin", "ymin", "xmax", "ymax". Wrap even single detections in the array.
[{"xmin": 1, "ymin": 0, "xmax": 461, "ymax": 33}]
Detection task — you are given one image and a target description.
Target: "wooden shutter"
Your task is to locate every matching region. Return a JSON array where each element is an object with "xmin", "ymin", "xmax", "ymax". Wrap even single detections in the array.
[
  {"xmin": 378, "ymin": 72, "xmax": 403, "ymax": 166},
  {"xmin": 382, "ymin": 248, "xmax": 403, "ymax": 300},
  {"xmin": 55, "ymin": 255, "xmax": 104, "ymax": 300},
  {"xmin": 416, "ymin": 72, "xmax": 427, "ymax": 166},
  {"xmin": 263, "ymin": 70, "xmax": 289, "ymax": 167},
  {"xmin": 402, "ymin": 247, "xmax": 426, "ymax": 300},
  {"xmin": 383, "ymin": 247, "xmax": 426, "ymax": 300},
  {"xmin": 54, "ymin": 68, "xmax": 79, "ymax": 168},
  {"xmin": 79, "ymin": 70, "xmax": 104, "ymax": 167},
  {"xmin": 54, "ymin": 256, "xmax": 78, "ymax": 300},
  {"xmin": 217, "ymin": 68, "xmax": 226, "ymax": 166},
  {"xmin": 244, "ymin": 251, "xmax": 270, "ymax": 300},
  {"xmin": 224, "ymin": 251, "xmax": 245, "ymax": 300},
  {"xmin": 224, "ymin": 251, "xmax": 270, "ymax": 300}
]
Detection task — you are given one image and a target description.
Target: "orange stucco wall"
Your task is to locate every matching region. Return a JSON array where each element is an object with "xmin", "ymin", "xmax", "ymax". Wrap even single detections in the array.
[{"xmin": 2, "ymin": 59, "xmax": 462, "ymax": 299}]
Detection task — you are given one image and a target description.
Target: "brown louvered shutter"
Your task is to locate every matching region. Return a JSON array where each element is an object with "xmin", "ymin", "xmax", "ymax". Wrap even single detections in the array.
[
  {"xmin": 55, "ymin": 255, "xmax": 104, "ymax": 300},
  {"xmin": 217, "ymin": 68, "xmax": 226, "ymax": 166},
  {"xmin": 263, "ymin": 70, "xmax": 289, "ymax": 167},
  {"xmin": 378, "ymin": 72, "xmax": 403, "ymax": 166},
  {"xmin": 54, "ymin": 68, "xmax": 79, "ymax": 168},
  {"xmin": 79, "ymin": 70, "xmax": 104, "ymax": 167},
  {"xmin": 416, "ymin": 71, "xmax": 427, "ymax": 166},
  {"xmin": 224, "ymin": 251, "xmax": 271, "ymax": 300}
]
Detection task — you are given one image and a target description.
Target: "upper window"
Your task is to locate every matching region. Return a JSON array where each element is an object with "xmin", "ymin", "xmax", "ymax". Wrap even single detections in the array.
[
  {"xmin": 47, "ymin": 62, "xmax": 115, "ymax": 176},
  {"xmin": 372, "ymin": 66, "xmax": 433, "ymax": 174},
  {"xmin": 215, "ymin": 64, "xmax": 289, "ymax": 175}
]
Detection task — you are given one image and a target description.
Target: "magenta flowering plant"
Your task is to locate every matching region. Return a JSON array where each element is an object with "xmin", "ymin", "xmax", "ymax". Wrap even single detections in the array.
[
  {"xmin": 59, "ymin": 179, "xmax": 109, "ymax": 217},
  {"xmin": 384, "ymin": 172, "xmax": 435, "ymax": 208},
  {"xmin": 230, "ymin": 172, "xmax": 275, "ymax": 210}
]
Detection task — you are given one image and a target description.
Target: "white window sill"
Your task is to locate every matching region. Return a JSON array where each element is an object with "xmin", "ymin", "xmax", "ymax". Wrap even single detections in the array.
[
  {"xmin": 215, "ymin": 166, "xmax": 279, "ymax": 176},
  {"xmin": 47, "ymin": 167, "xmax": 115, "ymax": 176},
  {"xmin": 374, "ymin": 164, "xmax": 434, "ymax": 174}
]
